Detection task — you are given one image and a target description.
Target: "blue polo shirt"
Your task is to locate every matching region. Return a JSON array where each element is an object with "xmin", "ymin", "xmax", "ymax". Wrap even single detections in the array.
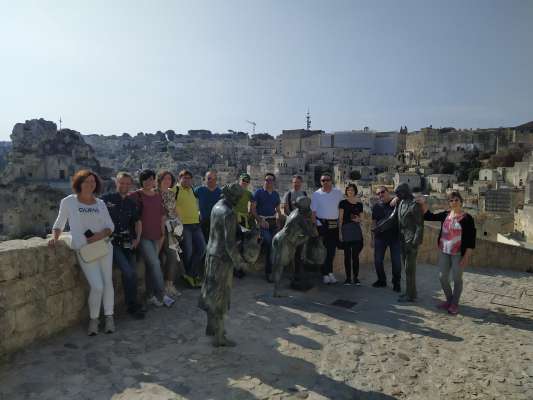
[
  {"xmin": 194, "ymin": 186, "xmax": 222, "ymax": 221},
  {"xmin": 253, "ymin": 188, "xmax": 280, "ymax": 217}
]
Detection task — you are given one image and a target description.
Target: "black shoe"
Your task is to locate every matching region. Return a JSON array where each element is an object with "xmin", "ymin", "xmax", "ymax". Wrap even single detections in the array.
[
  {"xmin": 393, "ymin": 283, "xmax": 401, "ymax": 292},
  {"xmin": 127, "ymin": 304, "xmax": 146, "ymax": 320},
  {"xmin": 372, "ymin": 280, "xmax": 387, "ymax": 288},
  {"xmin": 235, "ymin": 269, "xmax": 246, "ymax": 279},
  {"xmin": 353, "ymin": 278, "xmax": 361, "ymax": 286},
  {"xmin": 343, "ymin": 279, "xmax": 352, "ymax": 286},
  {"xmin": 398, "ymin": 294, "xmax": 417, "ymax": 303}
]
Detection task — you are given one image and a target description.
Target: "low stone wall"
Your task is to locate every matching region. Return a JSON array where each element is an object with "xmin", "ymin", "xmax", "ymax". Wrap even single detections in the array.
[
  {"xmin": 332, "ymin": 217, "xmax": 533, "ymax": 274},
  {"xmin": 0, "ymin": 238, "xmax": 142, "ymax": 359},
  {"xmin": 2, "ymin": 219, "xmax": 532, "ymax": 358}
]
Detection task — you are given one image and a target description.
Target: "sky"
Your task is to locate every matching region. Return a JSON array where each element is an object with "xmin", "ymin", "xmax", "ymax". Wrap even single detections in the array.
[{"xmin": 0, "ymin": 0, "xmax": 532, "ymax": 141}]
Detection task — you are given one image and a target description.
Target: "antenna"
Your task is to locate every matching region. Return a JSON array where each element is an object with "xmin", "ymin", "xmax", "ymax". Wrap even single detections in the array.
[
  {"xmin": 246, "ymin": 120, "xmax": 256, "ymax": 135},
  {"xmin": 59, "ymin": 117, "xmax": 62, "ymax": 131},
  {"xmin": 306, "ymin": 108, "xmax": 311, "ymax": 130}
]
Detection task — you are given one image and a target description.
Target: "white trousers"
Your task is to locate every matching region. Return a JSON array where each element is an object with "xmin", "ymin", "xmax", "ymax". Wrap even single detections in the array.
[{"xmin": 76, "ymin": 250, "xmax": 114, "ymax": 319}]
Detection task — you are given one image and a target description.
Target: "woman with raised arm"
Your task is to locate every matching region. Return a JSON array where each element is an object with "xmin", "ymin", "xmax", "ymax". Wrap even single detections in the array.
[
  {"xmin": 48, "ymin": 170, "xmax": 115, "ymax": 336},
  {"xmin": 419, "ymin": 191, "xmax": 476, "ymax": 315}
]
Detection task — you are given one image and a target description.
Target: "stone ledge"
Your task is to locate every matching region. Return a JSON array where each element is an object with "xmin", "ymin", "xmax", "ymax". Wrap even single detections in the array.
[{"xmin": 1, "ymin": 220, "xmax": 533, "ymax": 358}]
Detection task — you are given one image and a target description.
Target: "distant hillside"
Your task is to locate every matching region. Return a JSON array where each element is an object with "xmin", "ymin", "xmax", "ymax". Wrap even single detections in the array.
[{"xmin": 515, "ymin": 121, "xmax": 533, "ymax": 131}]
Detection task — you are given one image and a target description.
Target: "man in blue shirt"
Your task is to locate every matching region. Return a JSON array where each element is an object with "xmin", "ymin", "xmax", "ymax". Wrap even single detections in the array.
[
  {"xmin": 251, "ymin": 173, "xmax": 281, "ymax": 282},
  {"xmin": 194, "ymin": 170, "xmax": 222, "ymax": 242}
]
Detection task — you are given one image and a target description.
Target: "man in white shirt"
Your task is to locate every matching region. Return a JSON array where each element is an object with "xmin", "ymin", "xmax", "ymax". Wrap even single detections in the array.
[{"xmin": 311, "ymin": 173, "xmax": 344, "ymax": 284}]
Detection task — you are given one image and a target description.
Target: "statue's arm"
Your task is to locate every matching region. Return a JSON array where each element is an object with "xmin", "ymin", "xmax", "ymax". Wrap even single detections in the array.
[
  {"xmin": 373, "ymin": 206, "xmax": 398, "ymax": 233},
  {"xmin": 412, "ymin": 202, "xmax": 424, "ymax": 246},
  {"xmin": 224, "ymin": 213, "xmax": 246, "ymax": 268},
  {"xmin": 300, "ymin": 216, "xmax": 319, "ymax": 237}
]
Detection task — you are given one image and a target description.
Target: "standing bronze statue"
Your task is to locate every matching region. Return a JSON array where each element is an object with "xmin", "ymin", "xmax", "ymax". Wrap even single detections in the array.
[
  {"xmin": 198, "ymin": 183, "xmax": 260, "ymax": 347},
  {"xmin": 395, "ymin": 183, "xmax": 424, "ymax": 302},
  {"xmin": 374, "ymin": 183, "xmax": 424, "ymax": 302},
  {"xmin": 271, "ymin": 196, "xmax": 321, "ymax": 297}
]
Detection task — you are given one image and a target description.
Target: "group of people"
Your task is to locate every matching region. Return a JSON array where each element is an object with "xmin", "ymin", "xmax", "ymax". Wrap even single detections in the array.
[{"xmin": 48, "ymin": 168, "xmax": 475, "ymax": 336}]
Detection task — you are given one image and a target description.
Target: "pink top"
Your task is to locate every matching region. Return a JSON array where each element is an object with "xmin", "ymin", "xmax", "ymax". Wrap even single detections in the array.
[
  {"xmin": 128, "ymin": 191, "xmax": 165, "ymax": 241},
  {"xmin": 439, "ymin": 213, "xmax": 464, "ymax": 255}
]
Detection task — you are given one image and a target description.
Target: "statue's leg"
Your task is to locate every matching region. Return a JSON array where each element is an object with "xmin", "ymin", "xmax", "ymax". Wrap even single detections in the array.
[
  {"xmin": 206, "ymin": 311, "xmax": 216, "ymax": 336},
  {"xmin": 212, "ymin": 313, "xmax": 236, "ymax": 347},
  {"xmin": 273, "ymin": 261, "xmax": 285, "ymax": 297}
]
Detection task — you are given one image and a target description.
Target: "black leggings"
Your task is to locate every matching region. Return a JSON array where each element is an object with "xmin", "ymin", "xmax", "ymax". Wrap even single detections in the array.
[{"xmin": 343, "ymin": 241, "xmax": 363, "ymax": 280}]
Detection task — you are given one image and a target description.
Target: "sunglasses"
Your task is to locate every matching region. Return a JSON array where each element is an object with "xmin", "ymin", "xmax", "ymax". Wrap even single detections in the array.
[
  {"xmin": 321, "ymin": 179, "xmax": 331, "ymax": 182},
  {"xmin": 377, "ymin": 190, "xmax": 386, "ymax": 195},
  {"xmin": 265, "ymin": 178, "xmax": 274, "ymax": 182}
]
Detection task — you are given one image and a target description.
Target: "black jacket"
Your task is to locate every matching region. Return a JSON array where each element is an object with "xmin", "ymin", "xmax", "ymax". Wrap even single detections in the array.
[{"xmin": 423, "ymin": 210, "xmax": 476, "ymax": 256}]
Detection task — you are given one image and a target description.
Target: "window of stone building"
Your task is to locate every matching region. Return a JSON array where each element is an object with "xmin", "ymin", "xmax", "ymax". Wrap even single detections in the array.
[
  {"xmin": 484, "ymin": 231, "xmax": 487, "ymax": 236},
  {"xmin": 59, "ymin": 170, "xmax": 66, "ymax": 180},
  {"xmin": 27, "ymin": 172, "xmax": 32, "ymax": 178}
]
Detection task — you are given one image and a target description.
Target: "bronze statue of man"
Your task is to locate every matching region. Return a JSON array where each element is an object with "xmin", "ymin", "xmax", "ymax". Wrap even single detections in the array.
[
  {"xmin": 395, "ymin": 183, "xmax": 424, "ymax": 302},
  {"xmin": 374, "ymin": 183, "xmax": 423, "ymax": 302},
  {"xmin": 198, "ymin": 183, "xmax": 260, "ymax": 347},
  {"xmin": 271, "ymin": 196, "xmax": 320, "ymax": 297}
]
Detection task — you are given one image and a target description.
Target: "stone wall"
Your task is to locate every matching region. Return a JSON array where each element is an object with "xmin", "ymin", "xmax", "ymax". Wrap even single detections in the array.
[
  {"xmin": 2, "ymin": 218, "xmax": 533, "ymax": 358},
  {"xmin": 0, "ymin": 238, "xmax": 143, "ymax": 359},
  {"xmin": 332, "ymin": 216, "xmax": 533, "ymax": 274}
]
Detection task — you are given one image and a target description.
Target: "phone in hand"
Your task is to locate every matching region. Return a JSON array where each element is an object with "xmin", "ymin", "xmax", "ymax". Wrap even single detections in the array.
[{"xmin": 84, "ymin": 229, "xmax": 94, "ymax": 238}]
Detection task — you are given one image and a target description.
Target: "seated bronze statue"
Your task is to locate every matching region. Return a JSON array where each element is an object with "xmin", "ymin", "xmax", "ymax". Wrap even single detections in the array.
[{"xmin": 271, "ymin": 196, "xmax": 323, "ymax": 297}]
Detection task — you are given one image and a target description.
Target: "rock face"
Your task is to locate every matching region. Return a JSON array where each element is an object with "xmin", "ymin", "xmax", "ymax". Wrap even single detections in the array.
[
  {"xmin": 1, "ymin": 118, "xmax": 101, "ymax": 184},
  {"xmin": 0, "ymin": 184, "xmax": 64, "ymax": 239},
  {"xmin": 0, "ymin": 119, "xmax": 102, "ymax": 239}
]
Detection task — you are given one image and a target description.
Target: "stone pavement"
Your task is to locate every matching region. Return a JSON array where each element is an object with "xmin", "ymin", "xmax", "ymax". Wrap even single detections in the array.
[{"xmin": 1, "ymin": 263, "xmax": 533, "ymax": 400}]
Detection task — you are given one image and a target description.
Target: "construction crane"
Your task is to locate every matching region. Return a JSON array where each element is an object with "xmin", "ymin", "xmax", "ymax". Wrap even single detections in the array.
[{"xmin": 246, "ymin": 120, "xmax": 256, "ymax": 135}]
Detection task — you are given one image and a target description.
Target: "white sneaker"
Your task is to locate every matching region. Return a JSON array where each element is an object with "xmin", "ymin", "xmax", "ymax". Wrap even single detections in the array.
[
  {"xmin": 323, "ymin": 275, "xmax": 331, "ymax": 284},
  {"xmin": 104, "ymin": 315, "xmax": 115, "ymax": 334},
  {"xmin": 328, "ymin": 273, "xmax": 337, "ymax": 284},
  {"xmin": 147, "ymin": 295, "xmax": 163, "ymax": 307},
  {"xmin": 165, "ymin": 282, "xmax": 181, "ymax": 298},
  {"xmin": 163, "ymin": 295, "xmax": 175, "ymax": 308}
]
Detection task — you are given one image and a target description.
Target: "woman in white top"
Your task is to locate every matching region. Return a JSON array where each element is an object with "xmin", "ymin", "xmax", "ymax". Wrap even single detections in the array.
[{"xmin": 48, "ymin": 170, "xmax": 115, "ymax": 336}]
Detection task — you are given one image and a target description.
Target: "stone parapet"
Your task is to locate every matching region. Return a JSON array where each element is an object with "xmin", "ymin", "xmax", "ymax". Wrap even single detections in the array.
[
  {"xmin": 0, "ymin": 238, "xmax": 143, "ymax": 359},
  {"xmin": 1, "ymin": 218, "xmax": 533, "ymax": 358}
]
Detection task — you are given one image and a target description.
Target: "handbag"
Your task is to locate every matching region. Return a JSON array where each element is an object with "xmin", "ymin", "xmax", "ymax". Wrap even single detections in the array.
[{"xmin": 78, "ymin": 238, "xmax": 110, "ymax": 263}]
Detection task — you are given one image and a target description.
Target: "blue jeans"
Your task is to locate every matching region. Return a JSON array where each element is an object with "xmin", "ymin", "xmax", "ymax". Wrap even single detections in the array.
[
  {"xmin": 112, "ymin": 245, "xmax": 138, "ymax": 307},
  {"xmin": 139, "ymin": 239, "xmax": 165, "ymax": 299},
  {"xmin": 261, "ymin": 226, "xmax": 277, "ymax": 275},
  {"xmin": 182, "ymin": 224, "xmax": 206, "ymax": 278},
  {"xmin": 374, "ymin": 237, "xmax": 401, "ymax": 285}
]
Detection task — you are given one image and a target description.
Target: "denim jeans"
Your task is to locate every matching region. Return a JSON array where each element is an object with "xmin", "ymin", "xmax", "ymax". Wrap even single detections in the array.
[
  {"xmin": 438, "ymin": 252, "xmax": 463, "ymax": 305},
  {"xmin": 182, "ymin": 224, "xmax": 206, "ymax": 278},
  {"xmin": 112, "ymin": 245, "xmax": 138, "ymax": 307},
  {"xmin": 374, "ymin": 237, "xmax": 402, "ymax": 285},
  {"xmin": 139, "ymin": 239, "xmax": 165, "ymax": 300},
  {"xmin": 261, "ymin": 225, "xmax": 277, "ymax": 276}
]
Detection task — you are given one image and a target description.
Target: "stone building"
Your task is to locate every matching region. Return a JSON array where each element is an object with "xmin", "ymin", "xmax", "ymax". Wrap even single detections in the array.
[
  {"xmin": 393, "ymin": 172, "xmax": 422, "ymax": 191},
  {"xmin": 427, "ymin": 174, "xmax": 457, "ymax": 193}
]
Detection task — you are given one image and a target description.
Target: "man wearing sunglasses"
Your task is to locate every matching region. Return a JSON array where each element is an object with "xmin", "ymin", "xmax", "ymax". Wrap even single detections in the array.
[
  {"xmin": 311, "ymin": 173, "xmax": 344, "ymax": 284},
  {"xmin": 371, "ymin": 186, "xmax": 402, "ymax": 292},
  {"xmin": 251, "ymin": 173, "xmax": 281, "ymax": 282}
]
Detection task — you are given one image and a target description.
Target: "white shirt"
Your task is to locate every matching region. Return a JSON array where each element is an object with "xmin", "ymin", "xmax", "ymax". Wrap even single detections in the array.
[
  {"xmin": 53, "ymin": 194, "xmax": 114, "ymax": 250},
  {"xmin": 311, "ymin": 187, "xmax": 344, "ymax": 226}
]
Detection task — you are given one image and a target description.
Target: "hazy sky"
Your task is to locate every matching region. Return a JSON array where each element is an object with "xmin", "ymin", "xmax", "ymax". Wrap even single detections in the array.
[{"xmin": 1, "ymin": 0, "xmax": 532, "ymax": 140}]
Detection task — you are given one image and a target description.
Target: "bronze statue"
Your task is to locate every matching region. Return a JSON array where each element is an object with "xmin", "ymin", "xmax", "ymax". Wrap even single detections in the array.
[
  {"xmin": 198, "ymin": 183, "xmax": 260, "ymax": 347},
  {"xmin": 271, "ymin": 196, "xmax": 320, "ymax": 297},
  {"xmin": 373, "ymin": 183, "xmax": 423, "ymax": 302}
]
